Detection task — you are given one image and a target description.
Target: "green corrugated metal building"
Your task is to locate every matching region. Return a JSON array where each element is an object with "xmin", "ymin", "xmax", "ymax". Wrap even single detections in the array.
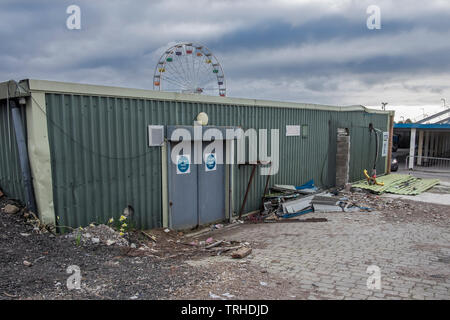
[{"xmin": 0, "ymin": 79, "xmax": 394, "ymax": 230}]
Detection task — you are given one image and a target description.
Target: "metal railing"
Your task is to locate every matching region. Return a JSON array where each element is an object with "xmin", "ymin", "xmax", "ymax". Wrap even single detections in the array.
[{"xmin": 405, "ymin": 155, "xmax": 450, "ymax": 172}]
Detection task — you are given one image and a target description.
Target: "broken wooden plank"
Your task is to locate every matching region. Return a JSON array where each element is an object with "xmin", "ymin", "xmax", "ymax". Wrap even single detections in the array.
[
  {"xmin": 232, "ymin": 247, "xmax": 252, "ymax": 259},
  {"xmin": 207, "ymin": 245, "xmax": 241, "ymax": 252},
  {"xmin": 205, "ymin": 240, "xmax": 224, "ymax": 249},
  {"xmin": 141, "ymin": 231, "xmax": 157, "ymax": 242},
  {"xmin": 265, "ymin": 217, "xmax": 328, "ymax": 223}
]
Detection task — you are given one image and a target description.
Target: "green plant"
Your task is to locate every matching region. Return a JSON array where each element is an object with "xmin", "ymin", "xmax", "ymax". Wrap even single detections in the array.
[
  {"xmin": 75, "ymin": 233, "xmax": 81, "ymax": 246},
  {"xmin": 75, "ymin": 227, "xmax": 82, "ymax": 246}
]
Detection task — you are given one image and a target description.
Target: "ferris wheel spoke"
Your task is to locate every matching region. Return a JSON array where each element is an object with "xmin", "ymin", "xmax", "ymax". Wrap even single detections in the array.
[
  {"xmin": 183, "ymin": 53, "xmax": 195, "ymax": 86},
  {"xmin": 176, "ymin": 55, "xmax": 193, "ymax": 88},
  {"xmin": 162, "ymin": 76, "xmax": 187, "ymax": 89},
  {"xmin": 193, "ymin": 55, "xmax": 204, "ymax": 87},
  {"xmin": 161, "ymin": 76, "xmax": 188, "ymax": 90},
  {"xmin": 161, "ymin": 74, "xmax": 186, "ymax": 87},
  {"xmin": 162, "ymin": 74, "xmax": 186, "ymax": 90},
  {"xmin": 164, "ymin": 66, "xmax": 186, "ymax": 84},
  {"xmin": 190, "ymin": 52, "xmax": 197, "ymax": 85},
  {"xmin": 198, "ymin": 74, "xmax": 219, "ymax": 88},
  {"xmin": 168, "ymin": 58, "xmax": 190, "ymax": 87}
]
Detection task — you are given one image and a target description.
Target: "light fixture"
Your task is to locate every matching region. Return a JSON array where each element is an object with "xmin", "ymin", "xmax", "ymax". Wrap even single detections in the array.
[{"xmin": 196, "ymin": 112, "xmax": 209, "ymax": 126}]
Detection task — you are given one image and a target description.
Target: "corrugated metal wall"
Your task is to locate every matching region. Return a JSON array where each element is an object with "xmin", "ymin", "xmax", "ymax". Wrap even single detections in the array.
[
  {"xmin": 0, "ymin": 102, "xmax": 26, "ymax": 202},
  {"xmin": 45, "ymin": 93, "xmax": 388, "ymax": 229}
]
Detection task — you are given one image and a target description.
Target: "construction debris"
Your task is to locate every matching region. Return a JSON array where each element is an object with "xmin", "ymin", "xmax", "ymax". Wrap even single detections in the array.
[
  {"xmin": 66, "ymin": 224, "xmax": 129, "ymax": 247},
  {"xmin": 311, "ymin": 196, "xmax": 342, "ymax": 212},
  {"xmin": 141, "ymin": 231, "xmax": 157, "ymax": 242},
  {"xmin": 2, "ymin": 204, "xmax": 20, "ymax": 214},
  {"xmin": 282, "ymin": 196, "xmax": 314, "ymax": 214},
  {"xmin": 205, "ymin": 240, "xmax": 224, "ymax": 249},
  {"xmin": 352, "ymin": 174, "xmax": 440, "ymax": 195},
  {"xmin": 274, "ymin": 179, "xmax": 318, "ymax": 194},
  {"xmin": 248, "ymin": 177, "xmax": 382, "ymax": 223},
  {"xmin": 23, "ymin": 260, "xmax": 32, "ymax": 267},
  {"xmin": 264, "ymin": 217, "xmax": 328, "ymax": 223},
  {"xmin": 231, "ymin": 247, "xmax": 252, "ymax": 259}
]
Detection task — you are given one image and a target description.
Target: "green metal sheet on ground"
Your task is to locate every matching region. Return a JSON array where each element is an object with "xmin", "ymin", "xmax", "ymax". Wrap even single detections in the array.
[{"xmin": 352, "ymin": 174, "xmax": 440, "ymax": 195}]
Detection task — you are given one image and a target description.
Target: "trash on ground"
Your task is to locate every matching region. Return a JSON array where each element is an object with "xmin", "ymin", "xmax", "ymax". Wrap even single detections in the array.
[
  {"xmin": 205, "ymin": 237, "xmax": 214, "ymax": 244},
  {"xmin": 231, "ymin": 247, "xmax": 252, "ymax": 259},
  {"xmin": 274, "ymin": 179, "xmax": 318, "ymax": 194},
  {"xmin": 141, "ymin": 231, "xmax": 157, "ymax": 242},
  {"xmin": 209, "ymin": 292, "xmax": 226, "ymax": 300},
  {"xmin": 279, "ymin": 207, "xmax": 314, "ymax": 219},
  {"xmin": 23, "ymin": 260, "xmax": 32, "ymax": 267},
  {"xmin": 205, "ymin": 240, "xmax": 224, "ymax": 249},
  {"xmin": 282, "ymin": 196, "xmax": 314, "ymax": 214},
  {"xmin": 247, "ymin": 178, "xmax": 380, "ymax": 223},
  {"xmin": 264, "ymin": 217, "xmax": 328, "ymax": 223},
  {"xmin": 2, "ymin": 204, "xmax": 20, "ymax": 214}
]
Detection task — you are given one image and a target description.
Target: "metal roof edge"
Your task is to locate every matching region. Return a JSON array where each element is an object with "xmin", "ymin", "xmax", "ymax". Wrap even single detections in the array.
[
  {"xmin": 26, "ymin": 79, "xmax": 390, "ymax": 115},
  {"xmin": 0, "ymin": 80, "xmax": 31, "ymax": 100},
  {"xmin": 394, "ymin": 123, "xmax": 450, "ymax": 129}
]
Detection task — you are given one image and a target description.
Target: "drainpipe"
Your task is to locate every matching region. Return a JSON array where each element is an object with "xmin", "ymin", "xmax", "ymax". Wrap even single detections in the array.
[{"xmin": 10, "ymin": 99, "xmax": 38, "ymax": 214}]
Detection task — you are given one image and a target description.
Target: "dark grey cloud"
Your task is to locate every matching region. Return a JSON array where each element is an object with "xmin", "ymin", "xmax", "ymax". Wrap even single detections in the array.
[{"xmin": 1, "ymin": 0, "xmax": 450, "ymax": 120}]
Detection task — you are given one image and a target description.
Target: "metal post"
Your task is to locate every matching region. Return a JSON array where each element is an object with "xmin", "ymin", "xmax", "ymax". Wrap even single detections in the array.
[
  {"xmin": 238, "ymin": 164, "xmax": 257, "ymax": 220},
  {"xmin": 424, "ymin": 131, "xmax": 430, "ymax": 158},
  {"xmin": 10, "ymin": 100, "xmax": 37, "ymax": 213},
  {"xmin": 409, "ymin": 128, "xmax": 416, "ymax": 169},
  {"xmin": 430, "ymin": 132, "xmax": 435, "ymax": 157},
  {"xmin": 417, "ymin": 130, "xmax": 424, "ymax": 165}
]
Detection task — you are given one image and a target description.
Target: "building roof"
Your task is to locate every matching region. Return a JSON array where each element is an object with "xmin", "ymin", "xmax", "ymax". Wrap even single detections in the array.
[
  {"xmin": 394, "ymin": 123, "xmax": 450, "ymax": 130},
  {"xmin": 2, "ymin": 79, "xmax": 394, "ymax": 115}
]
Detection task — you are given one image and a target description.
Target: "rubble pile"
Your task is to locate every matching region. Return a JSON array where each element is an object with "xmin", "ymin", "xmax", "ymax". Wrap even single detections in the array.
[
  {"xmin": 66, "ymin": 224, "xmax": 129, "ymax": 246},
  {"xmin": 252, "ymin": 180, "xmax": 374, "ymax": 223}
]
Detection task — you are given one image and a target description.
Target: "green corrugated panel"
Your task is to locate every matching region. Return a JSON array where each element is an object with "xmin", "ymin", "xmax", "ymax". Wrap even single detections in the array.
[
  {"xmin": 45, "ymin": 93, "xmax": 389, "ymax": 229},
  {"xmin": 352, "ymin": 174, "xmax": 439, "ymax": 195},
  {"xmin": 385, "ymin": 176, "xmax": 439, "ymax": 195},
  {"xmin": 0, "ymin": 102, "xmax": 26, "ymax": 201}
]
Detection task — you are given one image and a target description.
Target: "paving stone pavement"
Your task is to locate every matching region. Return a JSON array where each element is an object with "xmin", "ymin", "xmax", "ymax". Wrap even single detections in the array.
[{"xmin": 216, "ymin": 211, "xmax": 450, "ymax": 300}]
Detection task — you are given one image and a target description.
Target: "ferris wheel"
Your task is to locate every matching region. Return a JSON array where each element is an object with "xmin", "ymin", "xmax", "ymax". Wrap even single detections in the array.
[{"xmin": 153, "ymin": 42, "xmax": 226, "ymax": 97}]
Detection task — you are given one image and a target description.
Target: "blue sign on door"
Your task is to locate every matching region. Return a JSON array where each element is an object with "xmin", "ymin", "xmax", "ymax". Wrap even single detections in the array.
[
  {"xmin": 176, "ymin": 154, "xmax": 191, "ymax": 174},
  {"xmin": 205, "ymin": 153, "xmax": 216, "ymax": 172}
]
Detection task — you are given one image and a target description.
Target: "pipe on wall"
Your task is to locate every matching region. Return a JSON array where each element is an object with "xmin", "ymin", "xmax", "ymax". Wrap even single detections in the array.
[{"xmin": 10, "ymin": 99, "xmax": 38, "ymax": 214}]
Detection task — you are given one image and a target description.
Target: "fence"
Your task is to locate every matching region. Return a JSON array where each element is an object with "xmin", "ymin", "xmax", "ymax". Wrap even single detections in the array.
[{"xmin": 405, "ymin": 155, "xmax": 450, "ymax": 172}]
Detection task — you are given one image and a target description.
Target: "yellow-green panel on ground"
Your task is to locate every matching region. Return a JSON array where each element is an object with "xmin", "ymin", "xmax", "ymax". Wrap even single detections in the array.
[{"xmin": 352, "ymin": 174, "xmax": 440, "ymax": 195}]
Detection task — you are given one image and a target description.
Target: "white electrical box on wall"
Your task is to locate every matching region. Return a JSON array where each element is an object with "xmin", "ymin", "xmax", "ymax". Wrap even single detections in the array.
[{"xmin": 148, "ymin": 125, "xmax": 165, "ymax": 146}]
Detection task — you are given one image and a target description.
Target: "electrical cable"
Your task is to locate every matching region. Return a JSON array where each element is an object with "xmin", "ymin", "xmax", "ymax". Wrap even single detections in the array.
[{"xmin": 16, "ymin": 82, "xmax": 156, "ymax": 161}]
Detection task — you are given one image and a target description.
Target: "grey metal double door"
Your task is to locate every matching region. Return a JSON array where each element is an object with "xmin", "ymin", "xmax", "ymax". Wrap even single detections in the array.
[{"xmin": 168, "ymin": 141, "xmax": 225, "ymax": 230}]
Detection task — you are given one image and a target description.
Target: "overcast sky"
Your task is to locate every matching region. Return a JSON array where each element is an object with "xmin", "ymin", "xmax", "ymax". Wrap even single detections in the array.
[{"xmin": 1, "ymin": 0, "xmax": 450, "ymax": 121}]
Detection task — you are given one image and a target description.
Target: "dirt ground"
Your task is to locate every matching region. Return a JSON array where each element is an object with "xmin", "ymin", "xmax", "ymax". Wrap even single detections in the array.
[
  {"xmin": 0, "ymin": 197, "xmax": 286, "ymax": 300},
  {"xmin": 1, "ymin": 189, "xmax": 449, "ymax": 300}
]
